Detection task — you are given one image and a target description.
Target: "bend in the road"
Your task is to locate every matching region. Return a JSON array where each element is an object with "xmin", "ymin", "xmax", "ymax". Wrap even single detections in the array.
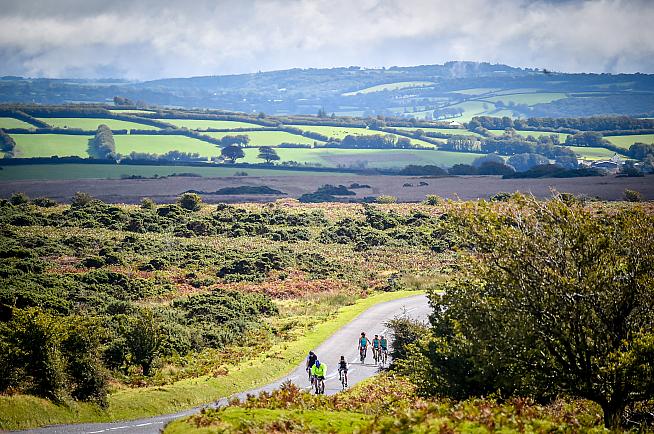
[{"xmin": 16, "ymin": 293, "xmax": 430, "ymax": 434}]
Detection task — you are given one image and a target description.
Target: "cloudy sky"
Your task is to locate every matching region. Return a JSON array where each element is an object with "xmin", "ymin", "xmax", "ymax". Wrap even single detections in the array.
[{"xmin": 0, "ymin": 0, "xmax": 652, "ymax": 80}]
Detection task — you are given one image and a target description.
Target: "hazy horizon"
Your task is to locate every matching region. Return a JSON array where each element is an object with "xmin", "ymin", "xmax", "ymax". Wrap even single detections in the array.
[{"xmin": 1, "ymin": 0, "xmax": 653, "ymax": 80}]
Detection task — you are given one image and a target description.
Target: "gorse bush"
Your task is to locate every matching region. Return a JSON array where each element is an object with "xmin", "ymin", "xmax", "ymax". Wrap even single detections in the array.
[{"xmin": 178, "ymin": 192, "xmax": 202, "ymax": 211}]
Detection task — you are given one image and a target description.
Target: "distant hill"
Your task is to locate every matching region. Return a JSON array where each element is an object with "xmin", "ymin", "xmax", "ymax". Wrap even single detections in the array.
[{"xmin": 1, "ymin": 61, "xmax": 653, "ymax": 119}]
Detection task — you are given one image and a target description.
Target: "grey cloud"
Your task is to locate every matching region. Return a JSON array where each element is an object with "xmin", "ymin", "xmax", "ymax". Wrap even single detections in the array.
[{"xmin": 0, "ymin": 0, "xmax": 652, "ymax": 79}]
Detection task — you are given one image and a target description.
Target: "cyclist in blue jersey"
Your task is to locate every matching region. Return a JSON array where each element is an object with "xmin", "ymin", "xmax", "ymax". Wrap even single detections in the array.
[{"xmin": 358, "ymin": 332, "xmax": 369, "ymax": 363}]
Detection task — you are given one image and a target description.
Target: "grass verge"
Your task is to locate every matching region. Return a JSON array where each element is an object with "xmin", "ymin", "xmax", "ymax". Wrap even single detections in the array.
[
  {"xmin": 0, "ymin": 290, "xmax": 422, "ymax": 430},
  {"xmin": 164, "ymin": 408, "xmax": 372, "ymax": 434}
]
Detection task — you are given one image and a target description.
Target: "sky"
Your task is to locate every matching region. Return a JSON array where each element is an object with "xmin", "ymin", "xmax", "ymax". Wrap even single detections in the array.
[{"xmin": 0, "ymin": 0, "xmax": 653, "ymax": 80}]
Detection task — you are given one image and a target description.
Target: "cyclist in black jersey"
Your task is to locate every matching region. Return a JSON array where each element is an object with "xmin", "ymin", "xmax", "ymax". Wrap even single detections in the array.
[
  {"xmin": 338, "ymin": 355, "xmax": 348, "ymax": 388},
  {"xmin": 306, "ymin": 351, "xmax": 317, "ymax": 384}
]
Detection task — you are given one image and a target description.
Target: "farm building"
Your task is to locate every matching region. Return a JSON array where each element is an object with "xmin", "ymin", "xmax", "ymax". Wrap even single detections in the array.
[{"xmin": 590, "ymin": 154, "xmax": 624, "ymax": 173}]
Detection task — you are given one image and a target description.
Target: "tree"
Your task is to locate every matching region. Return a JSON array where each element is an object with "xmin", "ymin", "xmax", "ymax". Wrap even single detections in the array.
[
  {"xmin": 400, "ymin": 196, "xmax": 654, "ymax": 429},
  {"xmin": 126, "ymin": 309, "xmax": 160, "ymax": 377},
  {"xmin": 257, "ymin": 146, "xmax": 280, "ymax": 164},
  {"xmin": 220, "ymin": 135, "xmax": 250, "ymax": 147},
  {"xmin": 507, "ymin": 153, "xmax": 549, "ymax": 172},
  {"xmin": 113, "ymin": 96, "xmax": 133, "ymax": 106},
  {"xmin": 0, "ymin": 129, "xmax": 16, "ymax": 157},
  {"xmin": 555, "ymin": 154, "xmax": 579, "ymax": 169},
  {"xmin": 477, "ymin": 161, "xmax": 515, "ymax": 175},
  {"xmin": 177, "ymin": 192, "xmax": 202, "ymax": 211},
  {"xmin": 472, "ymin": 153, "xmax": 504, "ymax": 167},
  {"xmin": 90, "ymin": 125, "xmax": 116, "ymax": 159},
  {"xmin": 221, "ymin": 145, "xmax": 245, "ymax": 163}
]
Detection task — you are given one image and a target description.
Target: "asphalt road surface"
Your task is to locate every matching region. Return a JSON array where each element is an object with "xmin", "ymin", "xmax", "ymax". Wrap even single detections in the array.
[{"xmin": 18, "ymin": 293, "xmax": 431, "ymax": 434}]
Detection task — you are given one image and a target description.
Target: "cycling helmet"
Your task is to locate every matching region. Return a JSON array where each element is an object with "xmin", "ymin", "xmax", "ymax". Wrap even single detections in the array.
[
  {"xmin": 309, "ymin": 351, "xmax": 314, "ymax": 356},
  {"xmin": 315, "ymin": 360, "xmax": 321, "ymax": 367}
]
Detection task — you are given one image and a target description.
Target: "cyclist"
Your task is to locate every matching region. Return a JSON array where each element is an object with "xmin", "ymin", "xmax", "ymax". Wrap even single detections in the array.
[
  {"xmin": 338, "ymin": 355, "xmax": 348, "ymax": 388},
  {"xmin": 372, "ymin": 334, "xmax": 380, "ymax": 362},
  {"xmin": 306, "ymin": 351, "xmax": 317, "ymax": 384},
  {"xmin": 380, "ymin": 335, "xmax": 388, "ymax": 364},
  {"xmin": 358, "ymin": 332, "xmax": 369, "ymax": 363},
  {"xmin": 311, "ymin": 360, "xmax": 327, "ymax": 394}
]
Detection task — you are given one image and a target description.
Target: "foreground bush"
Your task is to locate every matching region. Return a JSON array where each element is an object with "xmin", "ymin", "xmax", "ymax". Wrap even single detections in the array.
[
  {"xmin": 393, "ymin": 194, "xmax": 654, "ymax": 429},
  {"xmin": 171, "ymin": 374, "xmax": 608, "ymax": 433}
]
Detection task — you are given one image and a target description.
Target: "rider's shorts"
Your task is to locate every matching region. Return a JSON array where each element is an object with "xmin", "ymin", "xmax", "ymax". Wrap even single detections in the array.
[{"xmin": 315, "ymin": 375, "xmax": 325, "ymax": 380}]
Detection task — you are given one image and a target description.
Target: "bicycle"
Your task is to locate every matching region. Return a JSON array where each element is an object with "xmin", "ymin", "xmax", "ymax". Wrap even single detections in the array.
[
  {"xmin": 372, "ymin": 347, "xmax": 379, "ymax": 364},
  {"xmin": 359, "ymin": 346, "xmax": 367, "ymax": 363},
  {"xmin": 380, "ymin": 348, "xmax": 388, "ymax": 366},
  {"xmin": 314, "ymin": 376, "xmax": 325, "ymax": 394},
  {"xmin": 339, "ymin": 369, "xmax": 348, "ymax": 390}
]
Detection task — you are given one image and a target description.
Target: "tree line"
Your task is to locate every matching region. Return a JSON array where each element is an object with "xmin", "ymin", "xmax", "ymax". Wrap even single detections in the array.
[{"xmin": 471, "ymin": 115, "xmax": 654, "ymax": 133}]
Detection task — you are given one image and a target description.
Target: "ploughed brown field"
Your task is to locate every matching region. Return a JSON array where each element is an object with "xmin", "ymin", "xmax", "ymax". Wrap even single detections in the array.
[{"xmin": 1, "ymin": 174, "xmax": 652, "ymax": 203}]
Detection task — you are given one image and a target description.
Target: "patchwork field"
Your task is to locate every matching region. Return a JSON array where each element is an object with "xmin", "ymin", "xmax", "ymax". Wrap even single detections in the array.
[
  {"xmin": 113, "ymin": 135, "xmax": 221, "ymax": 157},
  {"xmin": 342, "ymin": 80, "xmax": 434, "ymax": 96},
  {"xmin": 447, "ymin": 100, "xmax": 498, "ymax": 121},
  {"xmin": 11, "ymin": 133, "xmax": 92, "ymax": 158},
  {"xmin": 481, "ymin": 92, "xmax": 567, "ymax": 105},
  {"xmin": 605, "ymin": 134, "xmax": 654, "ymax": 149},
  {"xmin": 568, "ymin": 146, "xmax": 624, "ymax": 160},
  {"xmin": 488, "ymin": 129, "xmax": 570, "ymax": 142},
  {"xmin": 36, "ymin": 117, "xmax": 159, "ymax": 130},
  {"xmin": 289, "ymin": 125, "xmax": 381, "ymax": 139},
  {"xmin": 156, "ymin": 119, "xmax": 267, "ymax": 130},
  {"xmin": 205, "ymin": 130, "xmax": 322, "ymax": 147},
  {"xmin": 394, "ymin": 126, "xmax": 482, "ymax": 137},
  {"xmin": 0, "ymin": 117, "xmax": 35, "ymax": 129}
]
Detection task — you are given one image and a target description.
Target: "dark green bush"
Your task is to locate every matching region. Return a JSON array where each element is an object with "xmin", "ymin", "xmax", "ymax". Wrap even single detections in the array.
[{"xmin": 178, "ymin": 193, "xmax": 202, "ymax": 211}]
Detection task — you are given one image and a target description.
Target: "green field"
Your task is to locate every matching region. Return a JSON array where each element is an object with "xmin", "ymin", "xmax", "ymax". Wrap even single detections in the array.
[
  {"xmin": 568, "ymin": 146, "xmax": 624, "ymax": 161},
  {"xmin": 490, "ymin": 109, "xmax": 521, "ymax": 118},
  {"xmin": 481, "ymin": 92, "xmax": 567, "ymax": 105},
  {"xmin": 342, "ymin": 81, "xmax": 434, "ymax": 96},
  {"xmin": 11, "ymin": 134, "xmax": 92, "ymax": 158},
  {"xmin": 156, "ymin": 119, "xmax": 267, "ymax": 130},
  {"xmin": 446, "ymin": 100, "xmax": 498, "ymax": 121},
  {"xmin": 0, "ymin": 117, "xmax": 35, "ymax": 129},
  {"xmin": 289, "ymin": 125, "xmax": 438, "ymax": 148},
  {"xmin": 113, "ymin": 135, "xmax": 221, "ymax": 157},
  {"xmin": 394, "ymin": 127, "xmax": 482, "ymax": 137},
  {"xmin": 205, "ymin": 130, "xmax": 322, "ymax": 147},
  {"xmin": 605, "ymin": 134, "xmax": 654, "ymax": 149},
  {"xmin": 36, "ymin": 117, "xmax": 159, "ymax": 131},
  {"xmin": 289, "ymin": 125, "xmax": 380, "ymax": 139},
  {"xmin": 241, "ymin": 147, "xmax": 483, "ymax": 168},
  {"xmin": 488, "ymin": 129, "xmax": 569, "ymax": 142},
  {"xmin": 0, "ymin": 164, "xmax": 347, "ymax": 181}
]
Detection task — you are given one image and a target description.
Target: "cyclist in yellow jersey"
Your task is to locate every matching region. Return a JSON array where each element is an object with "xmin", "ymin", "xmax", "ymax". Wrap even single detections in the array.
[{"xmin": 311, "ymin": 360, "xmax": 327, "ymax": 394}]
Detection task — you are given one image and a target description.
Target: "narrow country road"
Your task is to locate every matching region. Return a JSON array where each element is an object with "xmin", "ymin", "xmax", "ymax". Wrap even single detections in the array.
[{"xmin": 18, "ymin": 293, "xmax": 430, "ymax": 434}]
